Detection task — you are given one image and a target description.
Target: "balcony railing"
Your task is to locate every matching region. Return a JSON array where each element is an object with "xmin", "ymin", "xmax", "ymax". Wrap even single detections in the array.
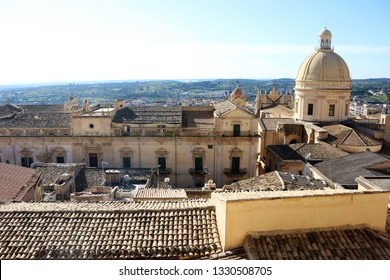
[
  {"xmin": 0, "ymin": 127, "xmax": 217, "ymax": 137},
  {"xmin": 223, "ymin": 168, "xmax": 248, "ymax": 177},
  {"xmin": 221, "ymin": 131, "xmax": 256, "ymax": 137},
  {"xmin": 3, "ymin": 129, "xmax": 72, "ymax": 137},
  {"xmin": 188, "ymin": 168, "xmax": 208, "ymax": 176},
  {"xmin": 116, "ymin": 127, "xmax": 215, "ymax": 137}
]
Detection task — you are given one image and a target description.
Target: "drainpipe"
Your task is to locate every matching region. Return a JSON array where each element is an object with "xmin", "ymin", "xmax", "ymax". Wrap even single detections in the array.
[{"xmin": 12, "ymin": 145, "xmax": 16, "ymax": 165}]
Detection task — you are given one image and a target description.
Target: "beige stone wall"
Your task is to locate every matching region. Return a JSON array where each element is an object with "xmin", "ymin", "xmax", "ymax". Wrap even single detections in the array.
[
  {"xmin": 294, "ymin": 91, "xmax": 350, "ymax": 123},
  {"xmin": 384, "ymin": 115, "xmax": 390, "ymax": 143},
  {"xmin": 215, "ymin": 109, "xmax": 257, "ymax": 136},
  {"xmin": 72, "ymin": 115, "xmax": 113, "ymax": 136},
  {"xmin": 0, "ymin": 137, "xmax": 73, "ymax": 165},
  {"xmin": 211, "ymin": 190, "xmax": 390, "ymax": 250}
]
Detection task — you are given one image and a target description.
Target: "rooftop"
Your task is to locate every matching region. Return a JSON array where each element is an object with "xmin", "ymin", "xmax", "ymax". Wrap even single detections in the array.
[
  {"xmin": 266, "ymin": 145, "xmax": 305, "ymax": 161},
  {"xmin": 324, "ymin": 124, "xmax": 381, "ymax": 147},
  {"xmin": 182, "ymin": 108, "xmax": 214, "ymax": 128},
  {"xmin": 314, "ymin": 151, "xmax": 390, "ymax": 185},
  {"xmin": 231, "ymin": 171, "xmax": 327, "ymax": 192},
  {"xmin": 288, "ymin": 142, "xmax": 349, "ymax": 160},
  {"xmin": 34, "ymin": 164, "xmax": 76, "ymax": 187},
  {"xmin": 0, "ymin": 112, "xmax": 71, "ymax": 128},
  {"xmin": 0, "ymin": 163, "xmax": 41, "ymax": 202},
  {"xmin": 0, "ymin": 103, "xmax": 22, "ymax": 118},
  {"xmin": 213, "ymin": 100, "xmax": 255, "ymax": 117},
  {"xmin": 245, "ymin": 227, "xmax": 390, "ymax": 260},
  {"xmin": 133, "ymin": 188, "xmax": 188, "ymax": 201},
  {"xmin": 259, "ymin": 105, "xmax": 294, "ymax": 118},
  {"xmin": 259, "ymin": 118, "xmax": 297, "ymax": 131},
  {"xmin": 0, "ymin": 200, "xmax": 222, "ymax": 260},
  {"xmin": 112, "ymin": 106, "xmax": 182, "ymax": 124}
]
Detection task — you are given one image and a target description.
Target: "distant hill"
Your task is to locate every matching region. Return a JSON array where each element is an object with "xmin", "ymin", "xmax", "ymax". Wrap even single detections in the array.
[{"xmin": 0, "ymin": 78, "xmax": 388, "ymax": 105}]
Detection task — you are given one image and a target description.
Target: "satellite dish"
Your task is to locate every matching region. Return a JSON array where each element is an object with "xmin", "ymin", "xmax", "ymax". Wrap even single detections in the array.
[{"xmin": 164, "ymin": 177, "xmax": 170, "ymax": 183}]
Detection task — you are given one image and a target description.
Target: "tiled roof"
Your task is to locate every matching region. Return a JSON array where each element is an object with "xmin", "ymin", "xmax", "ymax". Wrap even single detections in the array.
[
  {"xmin": 0, "ymin": 200, "xmax": 222, "ymax": 260},
  {"xmin": 182, "ymin": 109, "xmax": 214, "ymax": 128},
  {"xmin": 0, "ymin": 103, "xmax": 22, "ymax": 118},
  {"xmin": 208, "ymin": 248, "xmax": 248, "ymax": 260},
  {"xmin": 314, "ymin": 151, "xmax": 390, "ymax": 185},
  {"xmin": 0, "ymin": 163, "xmax": 40, "ymax": 202},
  {"xmin": 133, "ymin": 189, "xmax": 188, "ymax": 200},
  {"xmin": 35, "ymin": 165, "xmax": 74, "ymax": 187},
  {"xmin": 213, "ymin": 100, "xmax": 255, "ymax": 117},
  {"xmin": 267, "ymin": 145, "xmax": 305, "ymax": 160},
  {"xmin": 324, "ymin": 124, "xmax": 381, "ymax": 147},
  {"xmin": 116, "ymin": 168, "xmax": 151, "ymax": 183},
  {"xmin": 20, "ymin": 104, "xmax": 65, "ymax": 113},
  {"xmin": 213, "ymin": 100, "xmax": 236, "ymax": 116},
  {"xmin": 259, "ymin": 118, "xmax": 297, "ymax": 131},
  {"xmin": 260, "ymin": 105, "xmax": 294, "ymax": 118},
  {"xmin": 288, "ymin": 142, "xmax": 349, "ymax": 160},
  {"xmin": 246, "ymin": 227, "xmax": 390, "ymax": 260},
  {"xmin": 231, "ymin": 171, "xmax": 327, "ymax": 191},
  {"xmin": 112, "ymin": 106, "xmax": 182, "ymax": 124},
  {"xmin": 0, "ymin": 112, "xmax": 71, "ymax": 128},
  {"xmin": 75, "ymin": 169, "xmax": 105, "ymax": 192}
]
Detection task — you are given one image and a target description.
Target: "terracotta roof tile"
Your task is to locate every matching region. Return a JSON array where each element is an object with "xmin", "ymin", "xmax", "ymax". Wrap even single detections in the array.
[
  {"xmin": 0, "ymin": 200, "xmax": 221, "ymax": 259},
  {"xmin": 324, "ymin": 124, "xmax": 381, "ymax": 146},
  {"xmin": 0, "ymin": 163, "xmax": 40, "ymax": 202},
  {"xmin": 133, "ymin": 189, "xmax": 188, "ymax": 200},
  {"xmin": 0, "ymin": 112, "xmax": 71, "ymax": 128},
  {"xmin": 112, "ymin": 106, "xmax": 182, "ymax": 124},
  {"xmin": 246, "ymin": 227, "xmax": 390, "ymax": 260}
]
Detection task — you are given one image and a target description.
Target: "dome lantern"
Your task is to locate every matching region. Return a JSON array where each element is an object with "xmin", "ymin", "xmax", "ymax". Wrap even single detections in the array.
[{"xmin": 318, "ymin": 28, "xmax": 332, "ymax": 50}]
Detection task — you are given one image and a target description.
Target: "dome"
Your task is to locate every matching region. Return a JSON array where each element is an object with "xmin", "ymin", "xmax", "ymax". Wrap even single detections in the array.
[
  {"xmin": 295, "ymin": 29, "xmax": 351, "ymax": 90},
  {"xmin": 319, "ymin": 28, "xmax": 332, "ymax": 37},
  {"xmin": 229, "ymin": 85, "xmax": 246, "ymax": 100}
]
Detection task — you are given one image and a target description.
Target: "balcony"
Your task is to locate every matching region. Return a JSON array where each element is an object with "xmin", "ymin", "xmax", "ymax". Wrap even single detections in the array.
[
  {"xmin": 188, "ymin": 168, "xmax": 208, "ymax": 177},
  {"xmin": 221, "ymin": 131, "xmax": 255, "ymax": 137},
  {"xmin": 116, "ymin": 127, "xmax": 215, "ymax": 137},
  {"xmin": 223, "ymin": 168, "xmax": 248, "ymax": 178},
  {"xmin": 157, "ymin": 168, "xmax": 172, "ymax": 175}
]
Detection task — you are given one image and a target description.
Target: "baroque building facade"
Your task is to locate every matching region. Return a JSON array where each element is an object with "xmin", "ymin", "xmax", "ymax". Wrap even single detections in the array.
[{"xmin": 0, "ymin": 91, "xmax": 258, "ymax": 188}]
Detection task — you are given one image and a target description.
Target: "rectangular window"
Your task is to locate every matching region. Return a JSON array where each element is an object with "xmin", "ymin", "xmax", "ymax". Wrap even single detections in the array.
[
  {"xmin": 308, "ymin": 103, "xmax": 314, "ymax": 116},
  {"xmin": 123, "ymin": 157, "xmax": 131, "ymax": 168},
  {"xmin": 329, "ymin": 104, "xmax": 335, "ymax": 116},
  {"xmin": 232, "ymin": 157, "xmax": 240, "ymax": 173},
  {"xmin": 56, "ymin": 156, "xmax": 65, "ymax": 163},
  {"xmin": 21, "ymin": 157, "xmax": 33, "ymax": 167},
  {"xmin": 233, "ymin": 124, "xmax": 241, "ymax": 136},
  {"xmin": 195, "ymin": 157, "xmax": 203, "ymax": 172},
  {"xmin": 158, "ymin": 157, "xmax": 166, "ymax": 172},
  {"xmin": 345, "ymin": 104, "xmax": 348, "ymax": 116},
  {"xmin": 89, "ymin": 153, "xmax": 98, "ymax": 168}
]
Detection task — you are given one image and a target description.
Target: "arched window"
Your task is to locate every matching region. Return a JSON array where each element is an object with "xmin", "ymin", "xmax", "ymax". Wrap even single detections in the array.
[
  {"xmin": 326, "ymin": 39, "xmax": 329, "ymax": 48},
  {"xmin": 321, "ymin": 39, "xmax": 324, "ymax": 47}
]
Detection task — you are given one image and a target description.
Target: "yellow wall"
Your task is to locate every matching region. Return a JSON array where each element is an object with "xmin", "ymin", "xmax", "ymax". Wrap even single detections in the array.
[{"xmin": 211, "ymin": 190, "xmax": 390, "ymax": 250}]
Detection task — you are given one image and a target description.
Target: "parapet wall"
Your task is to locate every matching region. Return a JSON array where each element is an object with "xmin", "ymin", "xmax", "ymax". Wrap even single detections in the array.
[{"xmin": 211, "ymin": 189, "xmax": 390, "ymax": 250}]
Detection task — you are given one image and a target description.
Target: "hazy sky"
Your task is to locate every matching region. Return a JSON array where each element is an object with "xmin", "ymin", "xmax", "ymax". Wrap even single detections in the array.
[{"xmin": 0, "ymin": 0, "xmax": 389, "ymax": 84}]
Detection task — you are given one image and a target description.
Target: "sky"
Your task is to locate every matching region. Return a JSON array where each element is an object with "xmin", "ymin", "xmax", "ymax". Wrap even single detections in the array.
[{"xmin": 0, "ymin": 0, "xmax": 389, "ymax": 85}]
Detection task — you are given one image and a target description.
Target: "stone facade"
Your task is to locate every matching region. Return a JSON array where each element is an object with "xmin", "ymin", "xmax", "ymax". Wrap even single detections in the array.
[{"xmin": 0, "ymin": 96, "xmax": 258, "ymax": 188}]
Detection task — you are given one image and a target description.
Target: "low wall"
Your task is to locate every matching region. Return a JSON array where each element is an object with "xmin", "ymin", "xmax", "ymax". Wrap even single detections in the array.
[{"xmin": 211, "ymin": 189, "xmax": 390, "ymax": 250}]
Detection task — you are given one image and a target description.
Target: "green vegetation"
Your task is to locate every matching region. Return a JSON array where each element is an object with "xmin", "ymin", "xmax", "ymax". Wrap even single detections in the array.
[{"xmin": 0, "ymin": 78, "xmax": 389, "ymax": 105}]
